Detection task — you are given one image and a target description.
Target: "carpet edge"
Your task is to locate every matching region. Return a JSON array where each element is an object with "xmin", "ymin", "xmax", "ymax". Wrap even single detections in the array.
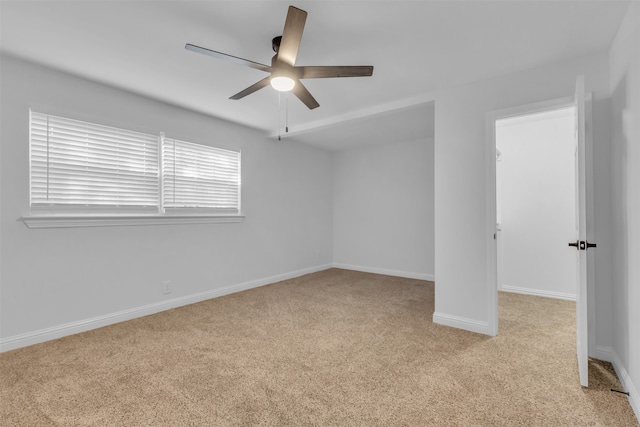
[
  {"xmin": 500, "ymin": 285, "xmax": 576, "ymax": 301},
  {"xmin": 432, "ymin": 311, "xmax": 490, "ymax": 335},
  {"xmin": 332, "ymin": 263, "xmax": 435, "ymax": 281}
]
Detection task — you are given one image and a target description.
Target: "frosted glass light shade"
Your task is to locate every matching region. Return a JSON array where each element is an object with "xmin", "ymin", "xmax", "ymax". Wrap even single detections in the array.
[{"xmin": 270, "ymin": 76, "xmax": 295, "ymax": 92}]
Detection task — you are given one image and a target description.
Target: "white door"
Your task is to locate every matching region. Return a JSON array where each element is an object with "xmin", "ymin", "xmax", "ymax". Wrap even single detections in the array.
[{"xmin": 573, "ymin": 75, "xmax": 590, "ymax": 387}]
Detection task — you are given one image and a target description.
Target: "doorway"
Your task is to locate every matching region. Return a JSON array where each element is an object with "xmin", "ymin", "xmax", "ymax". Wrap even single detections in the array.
[
  {"xmin": 495, "ymin": 106, "xmax": 577, "ymax": 300},
  {"xmin": 486, "ymin": 85, "xmax": 594, "ymax": 387}
]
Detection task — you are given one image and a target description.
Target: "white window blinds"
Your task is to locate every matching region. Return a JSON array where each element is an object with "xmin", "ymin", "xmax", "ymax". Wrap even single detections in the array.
[
  {"xmin": 30, "ymin": 112, "xmax": 159, "ymax": 207},
  {"xmin": 162, "ymin": 137, "xmax": 241, "ymax": 213},
  {"xmin": 29, "ymin": 111, "xmax": 241, "ymax": 215}
]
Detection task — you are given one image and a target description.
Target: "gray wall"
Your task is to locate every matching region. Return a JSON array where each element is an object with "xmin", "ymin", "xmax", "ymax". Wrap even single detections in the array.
[
  {"xmin": 333, "ymin": 137, "xmax": 435, "ymax": 280},
  {"xmin": 609, "ymin": 1, "xmax": 640, "ymax": 416},
  {"xmin": 0, "ymin": 56, "xmax": 334, "ymax": 346}
]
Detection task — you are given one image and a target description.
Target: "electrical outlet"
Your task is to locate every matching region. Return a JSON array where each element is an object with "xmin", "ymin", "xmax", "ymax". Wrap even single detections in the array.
[{"xmin": 162, "ymin": 280, "xmax": 172, "ymax": 295}]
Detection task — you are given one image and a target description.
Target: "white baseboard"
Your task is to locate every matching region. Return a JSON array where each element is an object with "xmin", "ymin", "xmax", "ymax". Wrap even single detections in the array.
[
  {"xmin": 432, "ymin": 312, "xmax": 490, "ymax": 335},
  {"xmin": 332, "ymin": 263, "xmax": 435, "ymax": 282},
  {"xmin": 595, "ymin": 345, "xmax": 613, "ymax": 363},
  {"xmin": 601, "ymin": 346, "xmax": 640, "ymax": 422},
  {"xmin": 500, "ymin": 284, "xmax": 576, "ymax": 301},
  {"xmin": 0, "ymin": 263, "xmax": 333, "ymax": 352}
]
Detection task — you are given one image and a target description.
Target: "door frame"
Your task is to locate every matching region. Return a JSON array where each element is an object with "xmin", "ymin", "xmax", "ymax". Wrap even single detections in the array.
[{"xmin": 484, "ymin": 95, "xmax": 594, "ymax": 349}]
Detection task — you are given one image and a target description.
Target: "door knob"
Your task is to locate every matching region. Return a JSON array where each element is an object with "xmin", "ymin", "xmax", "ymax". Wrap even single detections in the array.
[{"xmin": 568, "ymin": 240, "xmax": 597, "ymax": 250}]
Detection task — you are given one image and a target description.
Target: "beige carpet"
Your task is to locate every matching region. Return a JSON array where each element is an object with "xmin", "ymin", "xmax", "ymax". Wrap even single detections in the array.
[{"xmin": 1, "ymin": 268, "xmax": 637, "ymax": 426}]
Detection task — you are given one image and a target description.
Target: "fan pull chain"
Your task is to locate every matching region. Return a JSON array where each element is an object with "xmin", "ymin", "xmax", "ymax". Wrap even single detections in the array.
[
  {"xmin": 276, "ymin": 93, "xmax": 290, "ymax": 141},
  {"xmin": 278, "ymin": 91, "xmax": 282, "ymax": 141}
]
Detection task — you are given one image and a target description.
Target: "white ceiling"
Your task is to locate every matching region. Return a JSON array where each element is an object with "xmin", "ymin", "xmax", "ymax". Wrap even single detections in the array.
[{"xmin": 0, "ymin": 0, "xmax": 629, "ymax": 150}]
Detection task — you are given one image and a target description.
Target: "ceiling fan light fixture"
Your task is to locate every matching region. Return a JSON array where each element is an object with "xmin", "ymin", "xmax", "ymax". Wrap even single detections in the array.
[
  {"xmin": 270, "ymin": 76, "xmax": 296, "ymax": 92},
  {"xmin": 186, "ymin": 6, "xmax": 372, "ymax": 109}
]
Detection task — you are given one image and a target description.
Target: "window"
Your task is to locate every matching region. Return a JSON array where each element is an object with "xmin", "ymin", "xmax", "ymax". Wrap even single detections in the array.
[
  {"xmin": 25, "ymin": 111, "xmax": 241, "ymax": 227},
  {"xmin": 30, "ymin": 112, "xmax": 160, "ymax": 210},
  {"xmin": 162, "ymin": 137, "xmax": 241, "ymax": 213}
]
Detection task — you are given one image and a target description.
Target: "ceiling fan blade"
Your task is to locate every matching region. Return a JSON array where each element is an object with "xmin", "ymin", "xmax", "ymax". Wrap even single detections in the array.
[
  {"xmin": 185, "ymin": 43, "xmax": 272, "ymax": 73},
  {"xmin": 278, "ymin": 6, "xmax": 307, "ymax": 67},
  {"xmin": 292, "ymin": 80, "xmax": 319, "ymax": 109},
  {"xmin": 229, "ymin": 76, "xmax": 271, "ymax": 100},
  {"xmin": 298, "ymin": 65, "xmax": 374, "ymax": 79}
]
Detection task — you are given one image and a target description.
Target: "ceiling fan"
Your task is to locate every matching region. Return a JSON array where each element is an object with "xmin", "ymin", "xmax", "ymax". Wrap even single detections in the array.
[{"xmin": 185, "ymin": 5, "xmax": 374, "ymax": 110}]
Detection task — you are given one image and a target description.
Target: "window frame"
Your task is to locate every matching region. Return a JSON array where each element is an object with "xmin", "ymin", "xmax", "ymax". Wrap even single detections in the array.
[{"xmin": 21, "ymin": 110, "xmax": 244, "ymax": 229}]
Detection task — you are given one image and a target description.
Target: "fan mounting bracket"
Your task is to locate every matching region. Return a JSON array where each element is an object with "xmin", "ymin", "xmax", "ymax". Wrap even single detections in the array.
[{"xmin": 272, "ymin": 36, "xmax": 282, "ymax": 53}]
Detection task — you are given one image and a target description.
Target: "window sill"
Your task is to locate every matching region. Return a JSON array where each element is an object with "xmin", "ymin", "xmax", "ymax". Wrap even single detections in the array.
[{"xmin": 20, "ymin": 214, "xmax": 245, "ymax": 229}]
